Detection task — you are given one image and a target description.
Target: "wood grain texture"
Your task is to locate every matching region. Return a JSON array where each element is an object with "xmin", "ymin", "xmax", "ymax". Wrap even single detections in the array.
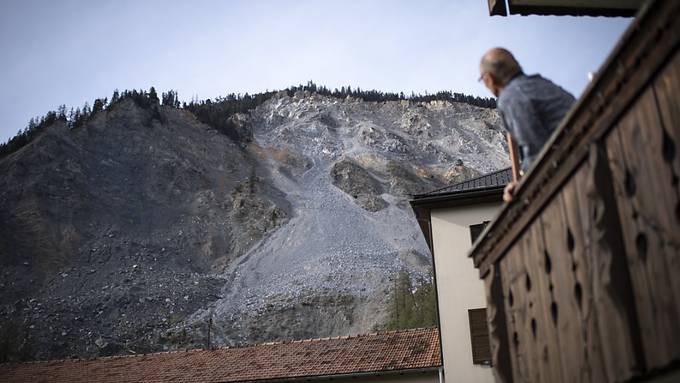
[
  {"xmin": 581, "ymin": 146, "xmax": 643, "ymax": 381},
  {"xmin": 522, "ymin": 219, "xmax": 563, "ymax": 383},
  {"xmin": 559, "ymin": 163, "xmax": 609, "ymax": 383},
  {"xmin": 541, "ymin": 195, "xmax": 591, "ymax": 383},
  {"xmin": 495, "ymin": 157, "xmax": 646, "ymax": 382},
  {"xmin": 652, "ymin": 50, "xmax": 680, "ymax": 317},
  {"xmin": 500, "ymin": 222, "xmax": 564, "ymax": 383},
  {"xmin": 484, "ymin": 264, "xmax": 514, "ymax": 383},
  {"xmin": 500, "ymin": 244, "xmax": 531, "ymax": 383},
  {"xmin": 605, "ymin": 86, "xmax": 680, "ymax": 369}
]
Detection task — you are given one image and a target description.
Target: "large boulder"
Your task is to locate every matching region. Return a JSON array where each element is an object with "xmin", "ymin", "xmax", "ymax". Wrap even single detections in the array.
[{"xmin": 330, "ymin": 159, "xmax": 387, "ymax": 212}]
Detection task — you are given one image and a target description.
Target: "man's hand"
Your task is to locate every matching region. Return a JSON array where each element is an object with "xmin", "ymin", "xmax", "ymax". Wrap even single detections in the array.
[{"xmin": 503, "ymin": 180, "xmax": 518, "ymax": 203}]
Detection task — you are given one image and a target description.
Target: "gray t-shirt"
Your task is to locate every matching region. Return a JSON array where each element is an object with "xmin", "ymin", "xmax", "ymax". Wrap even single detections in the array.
[{"xmin": 497, "ymin": 73, "xmax": 575, "ymax": 171}]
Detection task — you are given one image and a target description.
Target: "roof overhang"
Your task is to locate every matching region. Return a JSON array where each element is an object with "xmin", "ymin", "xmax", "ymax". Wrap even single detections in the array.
[
  {"xmin": 410, "ymin": 186, "xmax": 504, "ymax": 210},
  {"xmin": 259, "ymin": 366, "xmax": 441, "ymax": 382},
  {"xmin": 488, "ymin": 0, "xmax": 643, "ymax": 17},
  {"xmin": 409, "ymin": 187, "xmax": 504, "ymax": 252}
]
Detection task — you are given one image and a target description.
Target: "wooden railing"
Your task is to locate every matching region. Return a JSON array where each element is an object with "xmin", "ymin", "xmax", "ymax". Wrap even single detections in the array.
[{"xmin": 469, "ymin": 0, "xmax": 680, "ymax": 382}]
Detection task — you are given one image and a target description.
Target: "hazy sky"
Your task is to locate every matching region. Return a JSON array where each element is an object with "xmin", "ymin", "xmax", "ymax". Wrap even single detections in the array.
[{"xmin": 0, "ymin": 0, "xmax": 630, "ymax": 144}]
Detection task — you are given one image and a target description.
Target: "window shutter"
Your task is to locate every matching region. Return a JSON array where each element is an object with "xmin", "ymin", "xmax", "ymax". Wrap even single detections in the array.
[
  {"xmin": 468, "ymin": 308, "xmax": 492, "ymax": 365},
  {"xmin": 469, "ymin": 221, "xmax": 490, "ymax": 244}
]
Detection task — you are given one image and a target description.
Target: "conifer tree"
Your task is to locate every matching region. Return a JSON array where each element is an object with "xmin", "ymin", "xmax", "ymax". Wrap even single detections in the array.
[
  {"xmin": 385, "ymin": 270, "xmax": 437, "ymax": 330},
  {"xmin": 149, "ymin": 86, "xmax": 159, "ymax": 104},
  {"xmin": 111, "ymin": 89, "xmax": 120, "ymax": 104},
  {"xmin": 92, "ymin": 99, "xmax": 105, "ymax": 114}
]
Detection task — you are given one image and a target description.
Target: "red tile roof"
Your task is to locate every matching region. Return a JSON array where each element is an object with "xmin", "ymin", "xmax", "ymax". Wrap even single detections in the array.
[{"xmin": 0, "ymin": 328, "xmax": 441, "ymax": 383}]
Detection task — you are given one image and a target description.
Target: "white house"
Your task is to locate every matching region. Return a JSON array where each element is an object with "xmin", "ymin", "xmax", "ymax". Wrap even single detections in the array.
[{"xmin": 410, "ymin": 168, "xmax": 511, "ymax": 383}]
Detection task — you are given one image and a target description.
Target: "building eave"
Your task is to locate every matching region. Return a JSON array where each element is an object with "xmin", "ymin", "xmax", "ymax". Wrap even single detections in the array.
[
  {"xmin": 410, "ymin": 187, "xmax": 504, "ymax": 210},
  {"xmin": 259, "ymin": 366, "xmax": 442, "ymax": 382},
  {"xmin": 487, "ymin": 0, "xmax": 643, "ymax": 17},
  {"xmin": 409, "ymin": 186, "xmax": 504, "ymax": 255}
]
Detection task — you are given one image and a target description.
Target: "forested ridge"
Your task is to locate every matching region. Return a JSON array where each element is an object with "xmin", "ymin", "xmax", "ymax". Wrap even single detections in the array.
[{"xmin": 0, "ymin": 81, "xmax": 496, "ymax": 159}]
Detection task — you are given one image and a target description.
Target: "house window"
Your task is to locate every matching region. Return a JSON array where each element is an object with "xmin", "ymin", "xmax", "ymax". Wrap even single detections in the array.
[
  {"xmin": 469, "ymin": 221, "xmax": 490, "ymax": 244},
  {"xmin": 468, "ymin": 308, "xmax": 492, "ymax": 365}
]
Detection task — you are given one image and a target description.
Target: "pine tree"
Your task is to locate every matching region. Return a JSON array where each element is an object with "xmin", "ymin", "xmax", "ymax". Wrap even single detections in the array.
[
  {"xmin": 57, "ymin": 105, "xmax": 67, "ymax": 120},
  {"xmin": 82, "ymin": 102, "xmax": 91, "ymax": 117},
  {"xmin": 92, "ymin": 99, "xmax": 105, "ymax": 114},
  {"xmin": 162, "ymin": 91, "xmax": 176, "ymax": 107},
  {"xmin": 385, "ymin": 270, "xmax": 437, "ymax": 330},
  {"xmin": 149, "ymin": 86, "xmax": 159, "ymax": 104},
  {"xmin": 111, "ymin": 89, "xmax": 120, "ymax": 104}
]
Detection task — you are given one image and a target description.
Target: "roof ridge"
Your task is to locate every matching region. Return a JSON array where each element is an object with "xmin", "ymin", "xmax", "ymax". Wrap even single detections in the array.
[
  {"xmin": 413, "ymin": 167, "xmax": 511, "ymax": 197},
  {"xmin": 0, "ymin": 347, "xmax": 211, "ymax": 366},
  {"xmin": 449, "ymin": 166, "xmax": 511, "ymax": 187}
]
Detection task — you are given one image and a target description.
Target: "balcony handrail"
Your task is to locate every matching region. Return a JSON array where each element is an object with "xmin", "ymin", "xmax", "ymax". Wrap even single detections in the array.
[{"xmin": 467, "ymin": 0, "xmax": 680, "ymax": 277}]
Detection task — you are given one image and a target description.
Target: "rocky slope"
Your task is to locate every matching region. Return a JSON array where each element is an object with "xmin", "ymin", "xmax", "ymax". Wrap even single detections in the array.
[{"xmin": 0, "ymin": 91, "xmax": 508, "ymax": 361}]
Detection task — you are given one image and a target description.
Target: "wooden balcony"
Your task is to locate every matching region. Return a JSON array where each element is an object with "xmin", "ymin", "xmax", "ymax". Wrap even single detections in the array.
[{"xmin": 469, "ymin": 0, "xmax": 680, "ymax": 382}]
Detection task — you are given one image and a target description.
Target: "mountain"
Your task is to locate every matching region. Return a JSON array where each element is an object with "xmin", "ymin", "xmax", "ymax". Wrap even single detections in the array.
[{"xmin": 0, "ymin": 89, "xmax": 508, "ymax": 361}]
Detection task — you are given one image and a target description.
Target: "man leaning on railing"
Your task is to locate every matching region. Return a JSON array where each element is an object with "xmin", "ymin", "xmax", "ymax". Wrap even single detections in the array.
[{"xmin": 479, "ymin": 48, "xmax": 575, "ymax": 202}]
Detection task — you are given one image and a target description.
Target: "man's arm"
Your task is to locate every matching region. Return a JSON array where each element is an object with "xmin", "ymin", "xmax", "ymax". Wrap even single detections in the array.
[
  {"xmin": 503, "ymin": 133, "xmax": 521, "ymax": 203},
  {"xmin": 506, "ymin": 132, "xmax": 521, "ymax": 182}
]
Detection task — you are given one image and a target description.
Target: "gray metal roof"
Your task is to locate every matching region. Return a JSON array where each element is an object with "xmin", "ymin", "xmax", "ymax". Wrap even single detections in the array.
[
  {"xmin": 487, "ymin": 0, "xmax": 642, "ymax": 17},
  {"xmin": 413, "ymin": 167, "xmax": 512, "ymax": 199}
]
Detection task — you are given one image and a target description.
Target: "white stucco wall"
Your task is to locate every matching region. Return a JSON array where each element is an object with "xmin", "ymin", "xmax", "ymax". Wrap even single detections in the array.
[{"xmin": 430, "ymin": 202, "xmax": 501, "ymax": 383}]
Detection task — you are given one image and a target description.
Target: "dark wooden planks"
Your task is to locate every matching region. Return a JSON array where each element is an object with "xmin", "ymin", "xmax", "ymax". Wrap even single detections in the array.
[
  {"xmin": 522, "ymin": 220, "xmax": 563, "ymax": 383},
  {"xmin": 541, "ymin": 194, "xmax": 593, "ymax": 382},
  {"xmin": 652, "ymin": 50, "xmax": 680, "ymax": 317},
  {"xmin": 497, "ymin": 161, "xmax": 646, "ymax": 382},
  {"xmin": 500, "ymin": 220, "xmax": 565, "ymax": 383},
  {"xmin": 605, "ymin": 84, "xmax": 680, "ymax": 369},
  {"xmin": 484, "ymin": 264, "xmax": 514, "ymax": 383},
  {"xmin": 566, "ymin": 158, "xmax": 641, "ymax": 382},
  {"xmin": 500, "ymin": 243, "xmax": 533, "ymax": 382},
  {"xmin": 556, "ymin": 166, "xmax": 611, "ymax": 383}
]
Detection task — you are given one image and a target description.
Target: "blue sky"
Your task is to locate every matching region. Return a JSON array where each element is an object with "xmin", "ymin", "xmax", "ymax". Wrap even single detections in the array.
[{"xmin": 0, "ymin": 0, "xmax": 630, "ymax": 144}]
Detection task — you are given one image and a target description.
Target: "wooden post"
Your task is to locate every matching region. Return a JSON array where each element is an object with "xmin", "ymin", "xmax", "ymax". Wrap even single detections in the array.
[{"xmin": 506, "ymin": 133, "xmax": 521, "ymax": 182}]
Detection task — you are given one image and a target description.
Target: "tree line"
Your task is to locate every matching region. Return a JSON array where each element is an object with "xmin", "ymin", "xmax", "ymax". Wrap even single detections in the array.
[
  {"xmin": 287, "ymin": 80, "xmax": 496, "ymax": 108},
  {"xmin": 0, "ymin": 87, "xmax": 163, "ymax": 159},
  {"xmin": 383, "ymin": 270, "xmax": 438, "ymax": 330},
  {"xmin": 0, "ymin": 81, "xmax": 496, "ymax": 159}
]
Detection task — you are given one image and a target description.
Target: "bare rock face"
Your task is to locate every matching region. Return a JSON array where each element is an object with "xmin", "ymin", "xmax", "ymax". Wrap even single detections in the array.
[
  {"xmin": 229, "ymin": 176, "xmax": 290, "ymax": 256},
  {"xmin": 385, "ymin": 160, "xmax": 433, "ymax": 196},
  {"xmin": 263, "ymin": 145, "xmax": 312, "ymax": 178},
  {"xmin": 330, "ymin": 159, "xmax": 387, "ymax": 212},
  {"xmin": 0, "ymin": 92, "xmax": 508, "ymax": 362},
  {"xmin": 225, "ymin": 113, "xmax": 253, "ymax": 143}
]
